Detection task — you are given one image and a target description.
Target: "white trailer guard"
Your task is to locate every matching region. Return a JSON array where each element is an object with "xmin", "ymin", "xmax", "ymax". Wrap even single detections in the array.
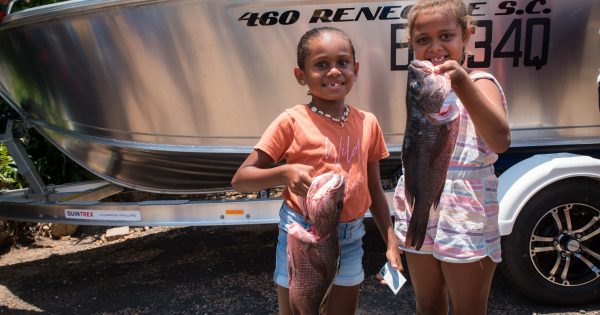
[{"xmin": 498, "ymin": 153, "xmax": 600, "ymax": 235}]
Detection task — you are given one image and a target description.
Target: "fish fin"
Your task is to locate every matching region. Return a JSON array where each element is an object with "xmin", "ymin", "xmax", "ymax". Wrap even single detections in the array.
[
  {"xmin": 410, "ymin": 227, "xmax": 427, "ymax": 251},
  {"xmin": 319, "ymin": 253, "xmax": 339, "ymax": 315},
  {"xmin": 287, "ymin": 239, "xmax": 297, "ymax": 288},
  {"xmin": 288, "ymin": 223, "xmax": 320, "ymax": 243},
  {"xmin": 403, "ymin": 169, "xmax": 422, "ymax": 249},
  {"xmin": 318, "ymin": 280, "xmax": 334, "ymax": 315},
  {"xmin": 405, "ymin": 189, "xmax": 416, "ymax": 212},
  {"xmin": 402, "ymin": 152, "xmax": 418, "ymax": 212},
  {"xmin": 407, "ymin": 198, "xmax": 442, "ymax": 250},
  {"xmin": 431, "ymin": 189, "xmax": 443, "ymax": 213},
  {"xmin": 405, "ymin": 199, "xmax": 429, "ymax": 250}
]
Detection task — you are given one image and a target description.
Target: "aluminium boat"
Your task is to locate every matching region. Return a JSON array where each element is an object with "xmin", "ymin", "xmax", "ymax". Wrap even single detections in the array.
[{"xmin": 0, "ymin": 0, "xmax": 599, "ymax": 193}]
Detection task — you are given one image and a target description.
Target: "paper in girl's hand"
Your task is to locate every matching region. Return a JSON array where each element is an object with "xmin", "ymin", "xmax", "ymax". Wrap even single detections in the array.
[{"xmin": 379, "ymin": 261, "xmax": 406, "ymax": 295}]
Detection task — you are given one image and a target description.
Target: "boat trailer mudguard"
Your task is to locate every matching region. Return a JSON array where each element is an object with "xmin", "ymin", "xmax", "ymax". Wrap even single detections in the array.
[{"xmin": 497, "ymin": 153, "xmax": 600, "ymax": 236}]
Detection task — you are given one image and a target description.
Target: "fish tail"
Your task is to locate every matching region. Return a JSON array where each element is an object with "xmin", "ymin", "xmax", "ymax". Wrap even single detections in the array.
[
  {"xmin": 431, "ymin": 175, "xmax": 445, "ymax": 213},
  {"xmin": 405, "ymin": 200, "xmax": 429, "ymax": 250},
  {"xmin": 405, "ymin": 219, "xmax": 426, "ymax": 251},
  {"xmin": 407, "ymin": 197, "xmax": 442, "ymax": 250}
]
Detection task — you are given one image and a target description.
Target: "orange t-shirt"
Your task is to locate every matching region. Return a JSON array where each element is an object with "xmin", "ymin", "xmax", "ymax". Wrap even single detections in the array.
[{"xmin": 255, "ymin": 104, "xmax": 389, "ymax": 222}]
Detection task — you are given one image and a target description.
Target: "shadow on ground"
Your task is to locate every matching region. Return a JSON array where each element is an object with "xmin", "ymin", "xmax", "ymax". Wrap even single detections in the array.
[{"xmin": 0, "ymin": 220, "xmax": 598, "ymax": 314}]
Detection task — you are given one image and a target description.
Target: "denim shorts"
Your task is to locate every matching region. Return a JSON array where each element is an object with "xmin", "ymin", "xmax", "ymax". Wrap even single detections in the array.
[{"xmin": 274, "ymin": 202, "xmax": 366, "ymax": 288}]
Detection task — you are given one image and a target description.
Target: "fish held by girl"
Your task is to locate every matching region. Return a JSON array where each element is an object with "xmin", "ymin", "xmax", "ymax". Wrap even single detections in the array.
[
  {"xmin": 402, "ymin": 59, "xmax": 460, "ymax": 250},
  {"xmin": 287, "ymin": 172, "xmax": 345, "ymax": 315}
]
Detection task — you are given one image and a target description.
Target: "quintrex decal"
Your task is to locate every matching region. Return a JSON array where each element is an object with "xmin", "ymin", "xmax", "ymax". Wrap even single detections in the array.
[
  {"xmin": 65, "ymin": 209, "xmax": 141, "ymax": 221},
  {"xmin": 237, "ymin": 0, "xmax": 551, "ymax": 70}
]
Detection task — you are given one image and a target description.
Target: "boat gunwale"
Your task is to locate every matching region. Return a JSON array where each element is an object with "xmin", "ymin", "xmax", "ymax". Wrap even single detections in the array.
[{"xmin": 0, "ymin": 0, "xmax": 164, "ymax": 28}]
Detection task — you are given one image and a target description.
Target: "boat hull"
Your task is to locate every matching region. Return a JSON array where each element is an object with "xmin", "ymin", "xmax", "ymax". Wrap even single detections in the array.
[{"xmin": 0, "ymin": 0, "xmax": 598, "ymax": 192}]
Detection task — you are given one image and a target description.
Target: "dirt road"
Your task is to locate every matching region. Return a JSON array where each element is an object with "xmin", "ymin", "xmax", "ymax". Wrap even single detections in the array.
[{"xmin": 0, "ymin": 220, "xmax": 599, "ymax": 314}]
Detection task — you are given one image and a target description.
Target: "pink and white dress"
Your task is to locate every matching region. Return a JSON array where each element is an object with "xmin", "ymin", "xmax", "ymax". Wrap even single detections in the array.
[{"xmin": 393, "ymin": 72, "xmax": 508, "ymax": 263}]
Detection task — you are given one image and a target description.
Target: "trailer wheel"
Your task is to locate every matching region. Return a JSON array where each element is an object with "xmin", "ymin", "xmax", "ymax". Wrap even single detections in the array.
[{"xmin": 501, "ymin": 178, "xmax": 600, "ymax": 305}]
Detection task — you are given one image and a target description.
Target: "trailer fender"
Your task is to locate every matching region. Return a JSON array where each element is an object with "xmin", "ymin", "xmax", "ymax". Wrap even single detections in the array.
[{"xmin": 497, "ymin": 153, "xmax": 600, "ymax": 236}]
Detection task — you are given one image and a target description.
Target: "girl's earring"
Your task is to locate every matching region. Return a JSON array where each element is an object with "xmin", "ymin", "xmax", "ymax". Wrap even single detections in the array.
[{"xmin": 459, "ymin": 47, "xmax": 466, "ymax": 65}]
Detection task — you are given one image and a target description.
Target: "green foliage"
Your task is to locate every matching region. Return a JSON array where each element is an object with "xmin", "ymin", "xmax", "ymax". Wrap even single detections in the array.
[
  {"xmin": 0, "ymin": 144, "xmax": 23, "ymax": 190},
  {"xmin": 0, "ymin": 100, "xmax": 96, "ymax": 190},
  {"xmin": 21, "ymin": 127, "xmax": 97, "ymax": 185}
]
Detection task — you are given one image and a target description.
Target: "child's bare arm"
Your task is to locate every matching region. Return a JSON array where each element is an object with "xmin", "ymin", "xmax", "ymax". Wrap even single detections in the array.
[
  {"xmin": 231, "ymin": 149, "xmax": 314, "ymax": 197},
  {"xmin": 435, "ymin": 61, "xmax": 511, "ymax": 153},
  {"xmin": 367, "ymin": 161, "xmax": 403, "ymax": 272},
  {"xmin": 460, "ymin": 77, "xmax": 510, "ymax": 153}
]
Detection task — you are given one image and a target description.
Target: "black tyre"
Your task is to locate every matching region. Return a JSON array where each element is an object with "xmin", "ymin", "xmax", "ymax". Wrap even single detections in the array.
[{"xmin": 501, "ymin": 178, "xmax": 600, "ymax": 305}]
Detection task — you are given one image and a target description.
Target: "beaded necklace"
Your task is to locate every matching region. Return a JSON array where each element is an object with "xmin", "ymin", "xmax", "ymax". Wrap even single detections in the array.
[{"xmin": 308, "ymin": 102, "xmax": 350, "ymax": 128}]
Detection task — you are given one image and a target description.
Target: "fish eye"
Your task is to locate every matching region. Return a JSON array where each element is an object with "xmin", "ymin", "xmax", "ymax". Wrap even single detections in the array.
[{"xmin": 409, "ymin": 80, "xmax": 422, "ymax": 92}]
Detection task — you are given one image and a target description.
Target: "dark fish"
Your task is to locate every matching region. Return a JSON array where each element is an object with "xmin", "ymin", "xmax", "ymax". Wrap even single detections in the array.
[
  {"xmin": 287, "ymin": 172, "xmax": 345, "ymax": 315},
  {"xmin": 402, "ymin": 60, "xmax": 460, "ymax": 250}
]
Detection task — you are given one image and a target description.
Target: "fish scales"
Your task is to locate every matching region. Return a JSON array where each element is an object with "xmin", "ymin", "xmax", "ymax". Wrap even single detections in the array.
[
  {"xmin": 287, "ymin": 232, "xmax": 339, "ymax": 314},
  {"xmin": 402, "ymin": 60, "xmax": 459, "ymax": 250},
  {"xmin": 287, "ymin": 172, "xmax": 345, "ymax": 315}
]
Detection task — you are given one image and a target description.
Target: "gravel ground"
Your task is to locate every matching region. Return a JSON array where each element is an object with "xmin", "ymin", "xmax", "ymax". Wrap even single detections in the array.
[{"xmin": 0, "ymin": 219, "xmax": 599, "ymax": 315}]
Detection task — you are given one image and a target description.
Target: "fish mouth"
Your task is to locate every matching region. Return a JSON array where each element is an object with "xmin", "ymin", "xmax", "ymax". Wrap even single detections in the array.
[
  {"xmin": 303, "ymin": 172, "xmax": 344, "ymax": 219},
  {"xmin": 427, "ymin": 102, "xmax": 459, "ymax": 125},
  {"xmin": 310, "ymin": 173, "xmax": 344, "ymax": 198},
  {"xmin": 410, "ymin": 60, "xmax": 435, "ymax": 74},
  {"xmin": 297, "ymin": 173, "xmax": 345, "ymax": 242}
]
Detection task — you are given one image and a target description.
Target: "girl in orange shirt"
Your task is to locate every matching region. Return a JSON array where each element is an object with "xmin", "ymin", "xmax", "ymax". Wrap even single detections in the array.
[{"xmin": 232, "ymin": 26, "xmax": 402, "ymax": 314}]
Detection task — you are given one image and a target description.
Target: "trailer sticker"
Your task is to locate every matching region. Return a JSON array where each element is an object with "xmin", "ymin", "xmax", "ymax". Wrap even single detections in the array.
[{"xmin": 65, "ymin": 209, "xmax": 141, "ymax": 221}]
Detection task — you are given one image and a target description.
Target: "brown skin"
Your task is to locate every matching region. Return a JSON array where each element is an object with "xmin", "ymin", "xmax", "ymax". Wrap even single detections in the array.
[
  {"xmin": 405, "ymin": 253, "xmax": 496, "ymax": 315},
  {"xmin": 278, "ymin": 284, "xmax": 360, "ymax": 315},
  {"xmin": 232, "ymin": 32, "xmax": 402, "ymax": 314}
]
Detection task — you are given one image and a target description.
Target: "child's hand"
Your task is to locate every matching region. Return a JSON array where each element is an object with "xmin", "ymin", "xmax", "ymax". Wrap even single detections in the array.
[
  {"xmin": 377, "ymin": 253, "xmax": 404, "ymax": 287},
  {"xmin": 386, "ymin": 246, "xmax": 404, "ymax": 273},
  {"xmin": 433, "ymin": 60, "xmax": 469, "ymax": 88},
  {"xmin": 283, "ymin": 164, "xmax": 314, "ymax": 197},
  {"xmin": 380, "ymin": 243, "xmax": 403, "ymax": 286},
  {"xmin": 377, "ymin": 242, "xmax": 403, "ymax": 286}
]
